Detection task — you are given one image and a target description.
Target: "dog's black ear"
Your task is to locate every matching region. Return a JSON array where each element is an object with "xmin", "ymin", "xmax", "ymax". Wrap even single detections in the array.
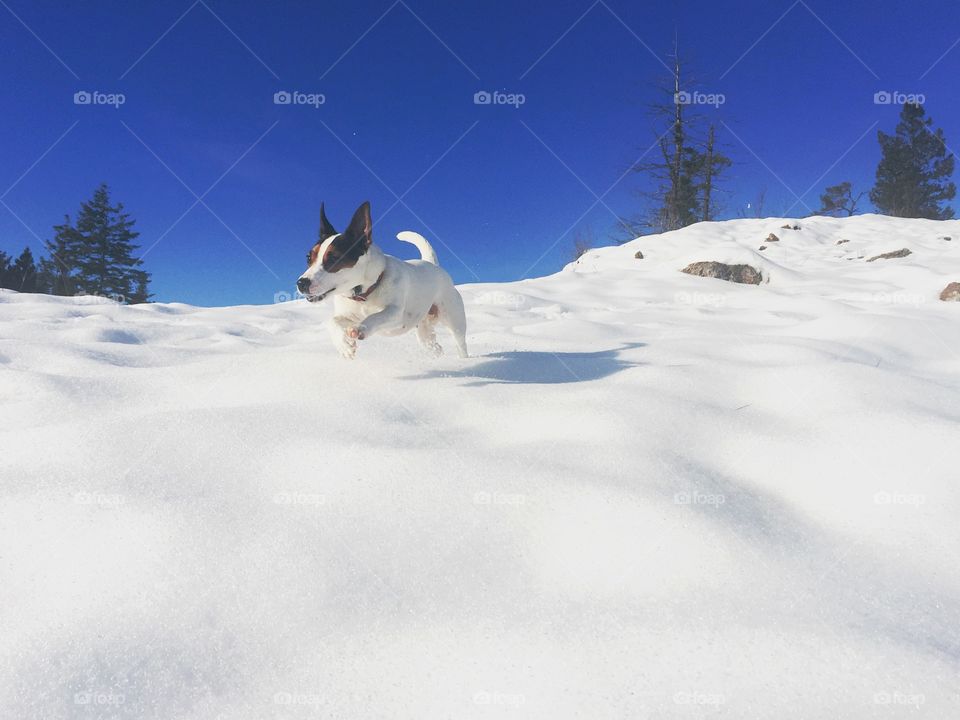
[
  {"xmin": 345, "ymin": 201, "xmax": 372, "ymax": 249},
  {"xmin": 319, "ymin": 202, "xmax": 337, "ymax": 241}
]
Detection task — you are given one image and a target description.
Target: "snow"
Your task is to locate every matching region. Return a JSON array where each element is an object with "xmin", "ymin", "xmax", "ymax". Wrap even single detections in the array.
[{"xmin": 1, "ymin": 214, "xmax": 959, "ymax": 719}]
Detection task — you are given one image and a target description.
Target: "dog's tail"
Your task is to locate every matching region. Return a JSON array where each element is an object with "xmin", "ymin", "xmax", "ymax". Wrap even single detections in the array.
[{"xmin": 396, "ymin": 231, "xmax": 439, "ymax": 266}]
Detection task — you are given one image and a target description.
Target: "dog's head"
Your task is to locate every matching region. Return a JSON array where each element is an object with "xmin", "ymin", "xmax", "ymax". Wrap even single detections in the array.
[{"xmin": 297, "ymin": 201, "xmax": 373, "ymax": 302}]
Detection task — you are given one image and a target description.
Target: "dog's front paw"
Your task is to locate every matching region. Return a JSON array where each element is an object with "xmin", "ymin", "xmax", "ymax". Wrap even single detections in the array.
[
  {"xmin": 334, "ymin": 335, "xmax": 357, "ymax": 359},
  {"xmin": 347, "ymin": 325, "xmax": 367, "ymax": 341}
]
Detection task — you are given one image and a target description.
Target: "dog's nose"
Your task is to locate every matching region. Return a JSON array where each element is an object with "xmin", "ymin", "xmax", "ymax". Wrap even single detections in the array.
[{"xmin": 296, "ymin": 277, "xmax": 311, "ymax": 294}]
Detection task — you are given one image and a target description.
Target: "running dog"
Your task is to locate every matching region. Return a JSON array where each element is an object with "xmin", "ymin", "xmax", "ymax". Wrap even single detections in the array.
[{"xmin": 297, "ymin": 201, "xmax": 468, "ymax": 360}]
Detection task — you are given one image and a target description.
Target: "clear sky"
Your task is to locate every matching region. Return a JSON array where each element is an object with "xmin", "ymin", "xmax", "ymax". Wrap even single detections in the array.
[{"xmin": 1, "ymin": 0, "xmax": 958, "ymax": 306}]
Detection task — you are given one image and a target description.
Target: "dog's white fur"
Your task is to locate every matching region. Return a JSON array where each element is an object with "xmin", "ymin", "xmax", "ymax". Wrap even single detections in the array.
[{"xmin": 299, "ymin": 227, "xmax": 467, "ymax": 360}]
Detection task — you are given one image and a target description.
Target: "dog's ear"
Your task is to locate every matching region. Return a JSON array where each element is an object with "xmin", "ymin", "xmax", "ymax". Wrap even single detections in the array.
[
  {"xmin": 319, "ymin": 202, "xmax": 337, "ymax": 241},
  {"xmin": 346, "ymin": 201, "xmax": 372, "ymax": 249}
]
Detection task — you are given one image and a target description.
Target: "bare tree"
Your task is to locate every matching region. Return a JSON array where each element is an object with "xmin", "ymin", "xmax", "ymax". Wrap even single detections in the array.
[
  {"xmin": 629, "ymin": 40, "xmax": 731, "ymax": 234},
  {"xmin": 699, "ymin": 125, "xmax": 731, "ymax": 221},
  {"xmin": 571, "ymin": 228, "xmax": 595, "ymax": 261},
  {"xmin": 738, "ymin": 188, "xmax": 767, "ymax": 218}
]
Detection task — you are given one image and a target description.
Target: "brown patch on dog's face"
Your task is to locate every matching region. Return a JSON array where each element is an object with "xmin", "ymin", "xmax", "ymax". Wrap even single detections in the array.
[
  {"xmin": 303, "ymin": 200, "xmax": 339, "ymax": 269},
  {"xmin": 321, "ymin": 233, "xmax": 367, "ymax": 272},
  {"xmin": 306, "ymin": 242, "xmax": 321, "ymax": 268},
  {"xmin": 315, "ymin": 204, "xmax": 373, "ymax": 273}
]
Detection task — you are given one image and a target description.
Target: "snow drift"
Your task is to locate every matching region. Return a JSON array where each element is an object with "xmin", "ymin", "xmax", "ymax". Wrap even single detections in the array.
[{"xmin": 1, "ymin": 214, "xmax": 959, "ymax": 719}]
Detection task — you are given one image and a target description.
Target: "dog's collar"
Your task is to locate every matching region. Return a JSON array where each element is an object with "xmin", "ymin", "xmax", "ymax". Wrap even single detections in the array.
[{"xmin": 349, "ymin": 271, "xmax": 385, "ymax": 302}]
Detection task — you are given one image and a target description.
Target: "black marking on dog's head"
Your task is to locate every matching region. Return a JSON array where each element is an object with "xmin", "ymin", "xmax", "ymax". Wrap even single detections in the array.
[{"xmin": 320, "ymin": 201, "xmax": 372, "ymax": 273}]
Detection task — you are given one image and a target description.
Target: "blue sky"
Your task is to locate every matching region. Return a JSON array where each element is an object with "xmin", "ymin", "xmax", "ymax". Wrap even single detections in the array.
[{"xmin": 1, "ymin": 0, "xmax": 958, "ymax": 306}]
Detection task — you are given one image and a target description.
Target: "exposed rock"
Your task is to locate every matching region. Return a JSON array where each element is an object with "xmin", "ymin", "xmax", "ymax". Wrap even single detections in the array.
[
  {"xmin": 634, "ymin": 250, "xmax": 644, "ymax": 259},
  {"xmin": 941, "ymin": 236, "xmax": 952, "ymax": 242},
  {"xmin": 781, "ymin": 223, "xmax": 801, "ymax": 230},
  {"xmin": 681, "ymin": 261, "xmax": 762, "ymax": 285},
  {"xmin": 866, "ymin": 248, "xmax": 912, "ymax": 262},
  {"xmin": 940, "ymin": 282, "xmax": 960, "ymax": 301},
  {"xmin": 836, "ymin": 239, "xmax": 850, "ymax": 245},
  {"xmin": 766, "ymin": 233, "xmax": 780, "ymax": 242},
  {"xmin": 758, "ymin": 245, "xmax": 767, "ymax": 251}
]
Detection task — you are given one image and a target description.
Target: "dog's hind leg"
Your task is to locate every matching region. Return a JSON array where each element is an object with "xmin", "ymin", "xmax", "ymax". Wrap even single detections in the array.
[
  {"xmin": 438, "ymin": 289, "xmax": 468, "ymax": 358},
  {"xmin": 416, "ymin": 315, "xmax": 443, "ymax": 358}
]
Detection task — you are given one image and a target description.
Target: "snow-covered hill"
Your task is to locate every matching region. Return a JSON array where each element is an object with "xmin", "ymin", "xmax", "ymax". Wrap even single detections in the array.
[{"xmin": 2, "ymin": 215, "xmax": 959, "ymax": 719}]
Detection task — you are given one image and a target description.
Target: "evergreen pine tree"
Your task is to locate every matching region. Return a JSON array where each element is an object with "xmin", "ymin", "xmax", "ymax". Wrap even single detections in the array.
[
  {"xmin": 870, "ymin": 103, "xmax": 956, "ymax": 219},
  {"xmin": 42, "ymin": 215, "xmax": 84, "ymax": 296},
  {"xmin": 0, "ymin": 251, "xmax": 10, "ymax": 289},
  {"xmin": 1, "ymin": 248, "xmax": 42, "ymax": 292},
  {"xmin": 129, "ymin": 276, "xmax": 152, "ymax": 304},
  {"xmin": 44, "ymin": 184, "xmax": 151, "ymax": 300},
  {"xmin": 8, "ymin": 247, "xmax": 38, "ymax": 292}
]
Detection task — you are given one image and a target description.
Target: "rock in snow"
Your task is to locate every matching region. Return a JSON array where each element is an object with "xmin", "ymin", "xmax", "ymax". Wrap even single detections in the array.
[
  {"xmin": 867, "ymin": 247, "xmax": 912, "ymax": 262},
  {"xmin": 1, "ymin": 214, "xmax": 959, "ymax": 720},
  {"xmin": 940, "ymin": 281, "xmax": 960, "ymax": 301},
  {"xmin": 681, "ymin": 261, "xmax": 763, "ymax": 284}
]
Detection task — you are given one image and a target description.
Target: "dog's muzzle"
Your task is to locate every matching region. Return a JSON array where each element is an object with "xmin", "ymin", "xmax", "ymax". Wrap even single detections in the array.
[{"xmin": 297, "ymin": 277, "xmax": 332, "ymax": 303}]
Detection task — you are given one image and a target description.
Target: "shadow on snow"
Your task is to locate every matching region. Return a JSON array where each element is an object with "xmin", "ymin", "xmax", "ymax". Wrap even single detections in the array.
[{"xmin": 403, "ymin": 343, "xmax": 645, "ymax": 385}]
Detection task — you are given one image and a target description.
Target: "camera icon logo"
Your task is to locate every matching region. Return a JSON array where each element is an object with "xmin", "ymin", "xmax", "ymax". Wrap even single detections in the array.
[
  {"xmin": 273, "ymin": 290, "xmax": 294, "ymax": 303},
  {"xmin": 473, "ymin": 90, "xmax": 492, "ymax": 105},
  {"xmin": 674, "ymin": 91, "xmax": 692, "ymax": 105},
  {"xmin": 74, "ymin": 91, "xmax": 92, "ymax": 105},
  {"xmin": 874, "ymin": 91, "xmax": 892, "ymax": 105},
  {"xmin": 273, "ymin": 91, "xmax": 292, "ymax": 105}
]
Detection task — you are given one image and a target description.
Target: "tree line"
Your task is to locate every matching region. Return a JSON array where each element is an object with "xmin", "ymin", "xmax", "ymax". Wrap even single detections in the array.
[
  {"xmin": 612, "ymin": 48, "xmax": 955, "ymax": 243},
  {"xmin": 0, "ymin": 184, "xmax": 150, "ymax": 302}
]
